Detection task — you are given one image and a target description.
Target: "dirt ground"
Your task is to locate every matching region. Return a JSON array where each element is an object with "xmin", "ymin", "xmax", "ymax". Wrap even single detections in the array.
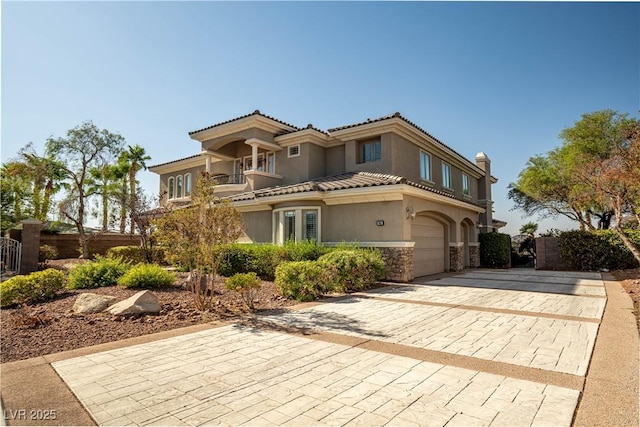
[
  {"xmin": 613, "ymin": 268, "xmax": 640, "ymax": 334},
  {"xmin": 0, "ymin": 261, "xmax": 296, "ymax": 363}
]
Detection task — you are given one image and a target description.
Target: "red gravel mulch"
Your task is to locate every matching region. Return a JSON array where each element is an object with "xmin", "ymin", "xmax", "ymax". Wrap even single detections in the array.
[
  {"xmin": 613, "ymin": 268, "xmax": 640, "ymax": 334},
  {"xmin": 1, "ymin": 264, "xmax": 296, "ymax": 363}
]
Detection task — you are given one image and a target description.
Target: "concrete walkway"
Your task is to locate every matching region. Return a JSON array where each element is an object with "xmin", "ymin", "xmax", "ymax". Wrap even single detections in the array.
[{"xmin": 2, "ymin": 269, "xmax": 638, "ymax": 426}]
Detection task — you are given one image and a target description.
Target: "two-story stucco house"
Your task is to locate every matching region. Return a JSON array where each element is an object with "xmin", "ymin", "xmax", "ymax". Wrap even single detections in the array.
[{"xmin": 149, "ymin": 110, "xmax": 505, "ymax": 281}]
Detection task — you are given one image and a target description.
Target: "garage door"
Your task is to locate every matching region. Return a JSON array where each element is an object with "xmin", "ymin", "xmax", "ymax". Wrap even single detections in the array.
[{"xmin": 412, "ymin": 216, "xmax": 445, "ymax": 277}]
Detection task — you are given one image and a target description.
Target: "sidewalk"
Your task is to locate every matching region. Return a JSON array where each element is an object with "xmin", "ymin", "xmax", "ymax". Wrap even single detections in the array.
[{"xmin": 1, "ymin": 269, "xmax": 638, "ymax": 426}]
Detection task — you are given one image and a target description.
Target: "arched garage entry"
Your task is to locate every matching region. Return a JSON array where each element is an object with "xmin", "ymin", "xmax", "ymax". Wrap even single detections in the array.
[{"xmin": 411, "ymin": 213, "xmax": 451, "ymax": 277}]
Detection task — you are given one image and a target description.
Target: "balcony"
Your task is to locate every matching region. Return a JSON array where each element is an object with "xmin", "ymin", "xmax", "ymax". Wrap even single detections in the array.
[{"xmin": 212, "ymin": 173, "xmax": 246, "ymax": 185}]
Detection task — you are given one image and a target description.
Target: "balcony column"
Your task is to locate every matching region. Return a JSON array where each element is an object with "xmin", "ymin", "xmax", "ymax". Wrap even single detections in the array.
[
  {"xmin": 251, "ymin": 142, "xmax": 259, "ymax": 171},
  {"xmin": 205, "ymin": 155, "xmax": 211, "ymax": 173}
]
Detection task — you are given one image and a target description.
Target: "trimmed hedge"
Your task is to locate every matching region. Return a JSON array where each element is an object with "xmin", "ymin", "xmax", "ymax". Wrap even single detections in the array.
[
  {"xmin": 0, "ymin": 269, "xmax": 66, "ymax": 307},
  {"xmin": 275, "ymin": 248, "xmax": 386, "ymax": 301},
  {"xmin": 117, "ymin": 264, "xmax": 176, "ymax": 288},
  {"xmin": 559, "ymin": 230, "xmax": 639, "ymax": 271},
  {"xmin": 218, "ymin": 241, "xmax": 335, "ymax": 280},
  {"xmin": 479, "ymin": 233, "xmax": 511, "ymax": 268},
  {"xmin": 275, "ymin": 261, "xmax": 337, "ymax": 302},
  {"xmin": 68, "ymin": 256, "xmax": 129, "ymax": 289},
  {"xmin": 318, "ymin": 249, "xmax": 385, "ymax": 292}
]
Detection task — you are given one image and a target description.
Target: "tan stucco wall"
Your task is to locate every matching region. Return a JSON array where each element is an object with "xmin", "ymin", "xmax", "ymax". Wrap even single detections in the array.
[
  {"xmin": 322, "ymin": 200, "xmax": 405, "ymax": 243},
  {"xmin": 402, "ymin": 195, "xmax": 479, "ymax": 243},
  {"xmin": 241, "ymin": 210, "xmax": 273, "ymax": 243},
  {"xmin": 325, "ymin": 145, "xmax": 346, "ymax": 176}
]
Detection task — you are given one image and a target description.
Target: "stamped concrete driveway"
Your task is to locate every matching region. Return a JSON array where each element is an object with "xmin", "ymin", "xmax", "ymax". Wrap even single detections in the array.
[{"xmin": 39, "ymin": 269, "xmax": 636, "ymax": 426}]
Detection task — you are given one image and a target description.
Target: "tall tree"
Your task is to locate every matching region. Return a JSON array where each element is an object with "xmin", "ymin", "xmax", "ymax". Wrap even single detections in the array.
[
  {"xmin": 87, "ymin": 163, "xmax": 122, "ymax": 232},
  {"xmin": 46, "ymin": 121, "xmax": 125, "ymax": 258},
  {"xmin": 510, "ymin": 110, "xmax": 639, "ymax": 231},
  {"xmin": 124, "ymin": 145, "xmax": 151, "ymax": 234}
]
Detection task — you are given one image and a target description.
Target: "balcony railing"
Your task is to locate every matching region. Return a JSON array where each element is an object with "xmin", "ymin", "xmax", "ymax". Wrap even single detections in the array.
[{"xmin": 212, "ymin": 173, "xmax": 246, "ymax": 185}]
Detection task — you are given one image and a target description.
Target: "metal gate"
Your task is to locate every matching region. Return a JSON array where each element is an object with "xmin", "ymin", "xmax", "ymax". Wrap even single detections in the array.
[{"xmin": 1, "ymin": 237, "xmax": 22, "ymax": 277}]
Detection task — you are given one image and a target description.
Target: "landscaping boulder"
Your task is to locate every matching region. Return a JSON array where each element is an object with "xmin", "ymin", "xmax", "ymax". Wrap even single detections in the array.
[
  {"xmin": 73, "ymin": 293, "xmax": 118, "ymax": 314},
  {"xmin": 106, "ymin": 290, "xmax": 161, "ymax": 316}
]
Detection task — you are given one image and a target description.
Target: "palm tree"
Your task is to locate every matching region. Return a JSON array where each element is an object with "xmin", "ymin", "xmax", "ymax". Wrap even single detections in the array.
[
  {"xmin": 88, "ymin": 163, "xmax": 122, "ymax": 231},
  {"xmin": 124, "ymin": 145, "xmax": 151, "ymax": 234}
]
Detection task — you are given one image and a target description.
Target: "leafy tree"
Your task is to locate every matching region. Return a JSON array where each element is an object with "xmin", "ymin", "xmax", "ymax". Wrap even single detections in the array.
[
  {"xmin": 1, "ymin": 161, "xmax": 32, "ymax": 229},
  {"xmin": 510, "ymin": 110, "xmax": 639, "ymax": 231},
  {"xmin": 46, "ymin": 121, "xmax": 125, "ymax": 258},
  {"xmin": 509, "ymin": 110, "xmax": 640, "ymax": 263},
  {"xmin": 154, "ymin": 173, "xmax": 243, "ymax": 311},
  {"xmin": 123, "ymin": 145, "xmax": 151, "ymax": 234},
  {"xmin": 519, "ymin": 221, "xmax": 538, "ymax": 237}
]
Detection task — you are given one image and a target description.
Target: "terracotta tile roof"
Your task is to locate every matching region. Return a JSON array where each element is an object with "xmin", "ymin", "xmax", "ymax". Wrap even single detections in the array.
[
  {"xmin": 188, "ymin": 110, "xmax": 300, "ymax": 136},
  {"xmin": 229, "ymin": 171, "xmax": 466, "ymax": 203},
  {"xmin": 275, "ymin": 123, "xmax": 329, "ymax": 137},
  {"xmin": 148, "ymin": 154, "xmax": 202, "ymax": 170}
]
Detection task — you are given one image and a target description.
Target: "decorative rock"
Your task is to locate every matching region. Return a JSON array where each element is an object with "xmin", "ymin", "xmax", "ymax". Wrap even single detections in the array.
[
  {"xmin": 106, "ymin": 290, "xmax": 161, "ymax": 316},
  {"xmin": 72, "ymin": 293, "xmax": 118, "ymax": 314}
]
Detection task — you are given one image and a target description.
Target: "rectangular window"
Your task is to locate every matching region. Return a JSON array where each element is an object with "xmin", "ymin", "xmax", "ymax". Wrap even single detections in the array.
[
  {"xmin": 303, "ymin": 210, "xmax": 318, "ymax": 241},
  {"xmin": 442, "ymin": 163, "xmax": 451, "ymax": 189},
  {"xmin": 288, "ymin": 145, "xmax": 300, "ymax": 158},
  {"xmin": 462, "ymin": 173, "xmax": 470, "ymax": 196},
  {"xmin": 267, "ymin": 152, "xmax": 276, "ymax": 174},
  {"xmin": 284, "ymin": 210, "xmax": 296, "ymax": 242},
  {"xmin": 361, "ymin": 140, "xmax": 381, "ymax": 163},
  {"xmin": 420, "ymin": 151, "xmax": 431, "ymax": 181}
]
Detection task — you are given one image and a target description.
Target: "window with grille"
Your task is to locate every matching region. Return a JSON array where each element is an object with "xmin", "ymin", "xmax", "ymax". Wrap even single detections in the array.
[{"xmin": 360, "ymin": 139, "xmax": 381, "ymax": 163}]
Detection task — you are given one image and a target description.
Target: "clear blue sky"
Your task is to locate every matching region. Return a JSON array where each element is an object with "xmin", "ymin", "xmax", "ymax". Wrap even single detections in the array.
[{"xmin": 2, "ymin": 1, "xmax": 638, "ymax": 235}]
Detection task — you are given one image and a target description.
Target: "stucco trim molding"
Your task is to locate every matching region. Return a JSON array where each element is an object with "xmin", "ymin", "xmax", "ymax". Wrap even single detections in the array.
[
  {"xmin": 448, "ymin": 242, "xmax": 465, "ymax": 248},
  {"xmin": 323, "ymin": 241, "xmax": 416, "ymax": 248}
]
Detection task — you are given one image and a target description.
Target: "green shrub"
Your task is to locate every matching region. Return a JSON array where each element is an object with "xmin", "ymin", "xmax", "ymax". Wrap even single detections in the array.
[
  {"xmin": 559, "ymin": 230, "xmax": 639, "ymax": 271},
  {"xmin": 38, "ymin": 244, "xmax": 59, "ymax": 266},
  {"xmin": 67, "ymin": 255, "xmax": 129, "ymax": 289},
  {"xmin": 225, "ymin": 272, "xmax": 262, "ymax": 309},
  {"xmin": 281, "ymin": 240, "xmax": 332, "ymax": 262},
  {"xmin": 479, "ymin": 233, "xmax": 511, "ymax": 268},
  {"xmin": 275, "ymin": 261, "xmax": 337, "ymax": 302},
  {"xmin": 117, "ymin": 263, "xmax": 176, "ymax": 288},
  {"xmin": 0, "ymin": 269, "xmax": 66, "ymax": 307},
  {"xmin": 319, "ymin": 249, "xmax": 385, "ymax": 292},
  {"xmin": 107, "ymin": 246, "xmax": 145, "ymax": 264}
]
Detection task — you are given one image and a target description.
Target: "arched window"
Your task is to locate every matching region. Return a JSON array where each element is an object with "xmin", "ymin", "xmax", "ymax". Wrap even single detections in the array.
[
  {"xmin": 176, "ymin": 175, "xmax": 183, "ymax": 198},
  {"xmin": 168, "ymin": 177, "xmax": 175, "ymax": 199},
  {"xmin": 184, "ymin": 173, "xmax": 192, "ymax": 197}
]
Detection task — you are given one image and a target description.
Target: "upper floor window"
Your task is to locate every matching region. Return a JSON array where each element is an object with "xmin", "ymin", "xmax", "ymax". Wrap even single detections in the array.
[
  {"xmin": 168, "ymin": 177, "xmax": 175, "ymax": 199},
  {"xmin": 288, "ymin": 145, "xmax": 300, "ymax": 158},
  {"xmin": 462, "ymin": 173, "xmax": 470, "ymax": 196},
  {"xmin": 360, "ymin": 139, "xmax": 381, "ymax": 163},
  {"xmin": 167, "ymin": 174, "xmax": 192, "ymax": 200},
  {"xmin": 420, "ymin": 151, "xmax": 431, "ymax": 181},
  {"xmin": 442, "ymin": 163, "xmax": 452, "ymax": 189},
  {"xmin": 267, "ymin": 152, "xmax": 276, "ymax": 174},
  {"xmin": 185, "ymin": 173, "xmax": 192, "ymax": 197}
]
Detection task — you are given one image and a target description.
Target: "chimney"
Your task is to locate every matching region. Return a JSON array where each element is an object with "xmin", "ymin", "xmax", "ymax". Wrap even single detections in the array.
[{"xmin": 475, "ymin": 152, "xmax": 494, "ymax": 232}]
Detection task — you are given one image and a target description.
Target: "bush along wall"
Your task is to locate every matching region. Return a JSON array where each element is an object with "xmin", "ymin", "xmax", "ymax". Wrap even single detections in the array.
[
  {"xmin": 558, "ymin": 230, "xmax": 639, "ymax": 271},
  {"xmin": 479, "ymin": 233, "xmax": 511, "ymax": 268}
]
